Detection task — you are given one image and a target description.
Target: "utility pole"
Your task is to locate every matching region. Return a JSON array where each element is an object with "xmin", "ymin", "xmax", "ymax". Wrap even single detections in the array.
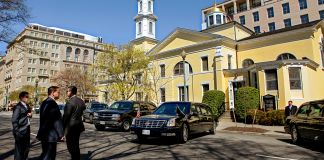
[{"xmin": 181, "ymin": 50, "xmax": 188, "ymax": 102}]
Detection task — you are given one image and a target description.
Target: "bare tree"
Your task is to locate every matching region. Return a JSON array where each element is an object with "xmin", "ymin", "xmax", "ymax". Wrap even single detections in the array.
[
  {"xmin": 145, "ymin": 60, "xmax": 172, "ymax": 105},
  {"xmin": 0, "ymin": 0, "xmax": 30, "ymax": 43},
  {"xmin": 51, "ymin": 67, "xmax": 96, "ymax": 100}
]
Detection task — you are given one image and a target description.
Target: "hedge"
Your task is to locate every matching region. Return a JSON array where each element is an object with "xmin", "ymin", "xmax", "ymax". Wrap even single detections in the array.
[
  {"xmin": 202, "ymin": 90, "xmax": 225, "ymax": 118},
  {"xmin": 235, "ymin": 87, "xmax": 260, "ymax": 120},
  {"xmin": 245, "ymin": 110, "xmax": 285, "ymax": 126}
]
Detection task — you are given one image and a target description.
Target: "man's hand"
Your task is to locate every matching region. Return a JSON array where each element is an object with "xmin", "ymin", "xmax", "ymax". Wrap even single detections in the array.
[
  {"xmin": 58, "ymin": 136, "xmax": 65, "ymax": 142},
  {"xmin": 27, "ymin": 113, "xmax": 32, "ymax": 118}
]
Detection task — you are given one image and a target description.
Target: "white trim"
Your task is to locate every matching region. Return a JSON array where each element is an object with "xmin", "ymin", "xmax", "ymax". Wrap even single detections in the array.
[{"xmin": 200, "ymin": 81, "xmax": 210, "ymax": 85}]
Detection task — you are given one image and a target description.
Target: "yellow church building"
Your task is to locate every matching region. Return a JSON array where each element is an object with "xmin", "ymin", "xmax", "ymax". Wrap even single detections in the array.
[
  {"xmin": 99, "ymin": 2, "xmax": 324, "ymax": 111},
  {"xmin": 133, "ymin": 3, "xmax": 324, "ymax": 110}
]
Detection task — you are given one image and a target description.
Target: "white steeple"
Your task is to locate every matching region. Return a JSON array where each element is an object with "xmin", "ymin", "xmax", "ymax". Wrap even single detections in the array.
[{"xmin": 135, "ymin": 0, "xmax": 157, "ymax": 39}]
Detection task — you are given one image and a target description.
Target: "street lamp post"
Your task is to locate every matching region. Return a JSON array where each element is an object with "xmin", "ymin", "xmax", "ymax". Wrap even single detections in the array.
[
  {"xmin": 5, "ymin": 86, "xmax": 8, "ymax": 111},
  {"xmin": 35, "ymin": 79, "xmax": 39, "ymax": 106},
  {"xmin": 181, "ymin": 50, "xmax": 188, "ymax": 102}
]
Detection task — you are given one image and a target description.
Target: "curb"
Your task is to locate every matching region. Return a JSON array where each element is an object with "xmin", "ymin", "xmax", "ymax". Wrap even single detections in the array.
[{"xmin": 216, "ymin": 129, "xmax": 291, "ymax": 138}]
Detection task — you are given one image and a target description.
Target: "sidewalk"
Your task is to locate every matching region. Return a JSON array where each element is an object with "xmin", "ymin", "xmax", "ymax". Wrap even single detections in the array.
[{"xmin": 216, "ymin": 121, "xmax": 290, "ymax": 138}]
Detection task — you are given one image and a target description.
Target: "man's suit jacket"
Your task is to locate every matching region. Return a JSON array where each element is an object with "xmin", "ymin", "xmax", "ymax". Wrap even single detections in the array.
[
  {"xmin": 285, "ymin": 105, "xmax": 298, "ymax": 117},
  {"xmin": 63, "ymin": 96, "xmax": 86, "ymax": 135},
  {"xmin": 12, "ymin": 102, "xmax": 30, "ymax": 137},
  {"xmin": 36, "ymin": 97, "xmax": 64, "ymax": 142}
]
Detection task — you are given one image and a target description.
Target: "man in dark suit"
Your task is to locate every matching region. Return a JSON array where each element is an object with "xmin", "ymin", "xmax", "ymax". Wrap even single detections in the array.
[
  {"xmin": 12, "ymin": 91, "xmax": 32, "ymax": 160},
  {"xmin": 37, "ymin": 86, "xmax": 64, "ymax": 160},
  {"xmin": 285, "ymin": 100, "xmax": 298, "ymax": 118},
  {"xmin": 63, "ymin": 86, "xmax": 86, "ymax": 160}
]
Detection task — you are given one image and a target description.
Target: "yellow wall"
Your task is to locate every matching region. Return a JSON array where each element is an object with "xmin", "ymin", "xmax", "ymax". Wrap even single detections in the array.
[{"xmin": 204, "ymin": 25, "xmax": 252, "ymax": 40}]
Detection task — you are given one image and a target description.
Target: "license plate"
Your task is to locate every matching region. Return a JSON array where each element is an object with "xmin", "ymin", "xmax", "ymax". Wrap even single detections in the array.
[
  {"xmin": 100, "ymin": 121, "xmax": 105, "ymax": 125},
  {"xmin": 142, "ymin": 130, "xmax": 150, "ymax": 135}
]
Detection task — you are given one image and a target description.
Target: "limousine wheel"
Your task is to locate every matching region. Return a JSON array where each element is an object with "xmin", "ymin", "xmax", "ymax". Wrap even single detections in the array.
[
  {"xmin": 291, "ymin": 125, "xmax": 301, "ymax": 144},
  {"xmin": 122, "ymin": 120, "xmax": 131, "ymax": 131},
  {"xmin": 178, "ymin": 124, "xmax": 189, "ymax": 143}
]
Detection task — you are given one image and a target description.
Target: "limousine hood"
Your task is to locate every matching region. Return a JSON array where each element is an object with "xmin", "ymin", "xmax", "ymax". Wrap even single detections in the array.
[
  {"xmin": 96, "ymin": 109, "xmax": 127, "ymax": 114},
  {"xmin": 139, "ymin": 114, "xmax": 177, "ymax": 120}
]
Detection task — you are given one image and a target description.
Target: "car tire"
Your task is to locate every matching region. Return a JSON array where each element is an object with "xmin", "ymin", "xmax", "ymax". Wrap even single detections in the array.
[
  {"xmin": 178, "ymin": 123, "xmax": 189, "ymax": 143},
  {"xmin": 89, "ymin": 115, "xmax": 94, "ymax": 124},
  {"xmin": 210, "ymin": 121, "xmax": 217, "ymax": 135},
  {"xmin": 121, "ymin": 120, "xmax": 131, "ymax": 131},
  {"xmin": 95, "ymin": 125, "xmax": 105, "ymax": 131},
  {"xmin": 291, "ymin": 125, "xmax": 302, "ymax": 144}
]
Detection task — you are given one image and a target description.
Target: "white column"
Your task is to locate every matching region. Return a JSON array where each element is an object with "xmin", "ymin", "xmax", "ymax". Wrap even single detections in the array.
[
  {"xmin": 246, "ymin": 0, "xmax": 250, "ymax": 10},
  {"xmin": 234, "ymin": 1, "xmax": 237, "ymax": 14}
]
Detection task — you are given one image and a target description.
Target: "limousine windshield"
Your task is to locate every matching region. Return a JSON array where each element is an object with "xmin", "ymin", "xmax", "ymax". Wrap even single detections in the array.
[{"xmin": 153, "ymin": 102, "xmax": 190, "ymax": 116}]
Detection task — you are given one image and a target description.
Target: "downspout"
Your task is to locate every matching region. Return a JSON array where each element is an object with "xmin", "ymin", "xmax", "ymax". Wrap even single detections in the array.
[{"xmin": 234, "ymin": 23, "xmax": 239, "ymax": 69}]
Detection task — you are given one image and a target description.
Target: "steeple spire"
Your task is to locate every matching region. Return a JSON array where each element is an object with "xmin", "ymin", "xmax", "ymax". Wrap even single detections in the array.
[{"xmin": 135, "ymin": 0, "xmax": 157, "ymax": 40}]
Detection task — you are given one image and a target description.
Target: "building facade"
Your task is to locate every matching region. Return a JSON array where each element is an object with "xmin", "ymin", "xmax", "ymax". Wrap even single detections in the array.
[
  {"xmin": 146, "ymin": 6, "xmax": 324, "ymax": 110},
  {"xmin": 1, "ymin": 23, "xmax": 104, "ymax": 106},
  {"xmin": 202, "ymin": 0, "xmax": 324, "ymax": 33}
]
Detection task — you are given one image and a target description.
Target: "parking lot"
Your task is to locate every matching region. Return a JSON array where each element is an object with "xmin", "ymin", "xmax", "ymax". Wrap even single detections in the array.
[{"xmin": 0, "ymin": 112, "xmax": 323, "ymax": 160}]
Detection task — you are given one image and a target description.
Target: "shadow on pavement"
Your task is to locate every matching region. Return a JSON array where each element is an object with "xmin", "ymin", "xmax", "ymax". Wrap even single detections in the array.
[
  {"xmin": 278, "ymin": 139, "xmax": 324, "ymax": 153},
  {"xmin": 130, "ymin": 132, "xmax": 211, "ymax": 145}
]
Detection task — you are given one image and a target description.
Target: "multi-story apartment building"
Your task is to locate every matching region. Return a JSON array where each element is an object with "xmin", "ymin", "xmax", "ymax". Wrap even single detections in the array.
[
  {"xmin": 202, "ymin": 0, "xmax": 324, "ymax": 33},
  {"xmin": 2, "ymin": 23, "xmax": 104, "ymax": 105}
]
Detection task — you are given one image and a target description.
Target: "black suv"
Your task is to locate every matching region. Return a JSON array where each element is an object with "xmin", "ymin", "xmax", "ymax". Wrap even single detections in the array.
[
  {"xmin": 83, "ymin": 102, "xmax": 108, "ymax": 123},
  {"xmin": 130, "ymin": 102, "xmax": 216, "ymax": 143},
  {"xmin": 285, "ymin": 99, "xmax": 324, "ymax": 144},
  {"xmin": 93, "ymin": 101, "xmax": 156, "ymax": 131}
]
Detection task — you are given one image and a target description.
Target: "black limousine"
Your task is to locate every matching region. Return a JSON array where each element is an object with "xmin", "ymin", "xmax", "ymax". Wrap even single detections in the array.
[
  {"xmin": 285, "ymin": 99, "xmax": 324, "ymax": 144},
  {"xmin": 130, "ymin": 102, "xmax": 217, "ymax": 143}
]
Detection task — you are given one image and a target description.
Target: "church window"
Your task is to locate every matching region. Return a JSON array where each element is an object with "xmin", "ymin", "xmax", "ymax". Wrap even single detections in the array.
[
  {"xmin": 140, "ymin": 1, "xmax": 143, "ymax": 12},
  {"xmin": 148, "ymin": 1, "xmax": 152, "ymax": 12},
  {"xmin": 149, "ymin": 22, "xmax": 153, "ymax": 34},
  {"xmin": 276, "ymin": 53, "xmax": 296, "ymax": 61},
  {"xmin": 216, "ymin": 15, "xmax": 222, "ymax": 24},
  {"xmin": 138, "ymin": 22, "xmax": 142, "ymax": 34},
  {"xmin": 208, "ymin": 15, "xmax": 214, "ymax": 26}
]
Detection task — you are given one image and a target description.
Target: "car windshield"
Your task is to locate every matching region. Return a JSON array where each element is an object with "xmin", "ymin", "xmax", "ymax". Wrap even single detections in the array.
[
  {"xmin": 109, "ymin": 102, "xmax": 133, "ymax": 111},
  {"xmin": 92, "ymin": 104, "xmax": 107, "ymax": 110},
  {"xmin": 153, "ymin": 102, "xmax": 190, "ymax": 116}
]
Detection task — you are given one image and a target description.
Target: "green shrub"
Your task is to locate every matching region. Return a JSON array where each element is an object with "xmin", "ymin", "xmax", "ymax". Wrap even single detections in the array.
[
  {"xmin": 202, "ymin": 90, "xmax": 225, "ymax": 118},
  {"xmin": 235, "ymin": 87, "xmax": 260, "ymax": 120},
  {"xmin": 246, "ymin": 110, "xmax": 285, "ymax": 126}
]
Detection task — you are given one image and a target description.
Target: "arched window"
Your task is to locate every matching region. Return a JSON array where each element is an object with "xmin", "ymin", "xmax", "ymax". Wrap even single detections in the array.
[
  {"xmin": 242, "ymin": 59, "xmax": 254, "ymax": 68},
  {"xmin": 83, "ymin": 50, "xmax": 89, "ymax": 63},
  {"xmin": 148, "ymin": 1, "xmax": 152, "ymax": 12},
  {"xmin": 138, "ymin": 22, "xmax": 142, "ymax": 34},
  {"xmin": 149, "ymin": 22, "xmax": 153, "ymax": 34},
  {"xmin": 66, "ymin": 47, "xmax": 72, "ymax": 60},
  {"xmin": 75, "ymin": 48, "xmax": 81, "ymax": 62},
  {"xmin": 139, "ymin": 1, "xmax": 143, "ymax": 12},
  {"xmin": 276, "ymin": 53, "xmax": 297, "ymax": 60},
  {"xmin": 174, "ymin": 61, "xmax": 193, "ymax": 76},
  {"xmin": 216, "ymin": 14, "xmax": 222, "ymax": 24}
]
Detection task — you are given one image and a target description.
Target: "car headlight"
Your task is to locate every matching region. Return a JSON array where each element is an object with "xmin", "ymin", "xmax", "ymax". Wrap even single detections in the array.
[
  {"xmin": 94, "ymin": 112, "xmax": 99, "ymax": 117},
  {"xmin": 132, "ymin": 118, "xmax": 136, "ymax": 126},
  {"xmin": 112, "ymin": 114, "xmax": 120, "ymax": 117},
  {"xmin": 167, "ymin": 118, "xmax": 176, "ymax": 127}
]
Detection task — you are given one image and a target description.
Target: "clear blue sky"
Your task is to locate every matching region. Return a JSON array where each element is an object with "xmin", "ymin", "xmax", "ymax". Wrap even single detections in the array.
[{"xmin": 0, "ymin": 0, "xmax": 221, "ymax": 54}]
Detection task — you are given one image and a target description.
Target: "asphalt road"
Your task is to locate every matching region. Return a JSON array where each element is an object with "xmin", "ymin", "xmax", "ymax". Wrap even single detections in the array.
[{"xmin": 0, "ymin": 112, "xmax": 323, "ymax": 160}]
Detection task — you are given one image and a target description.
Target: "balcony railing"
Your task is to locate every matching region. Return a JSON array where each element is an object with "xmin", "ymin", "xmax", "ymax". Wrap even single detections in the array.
[{"xmin": 251, "ymin": 2, "xmax": 262, "ymax": 8}]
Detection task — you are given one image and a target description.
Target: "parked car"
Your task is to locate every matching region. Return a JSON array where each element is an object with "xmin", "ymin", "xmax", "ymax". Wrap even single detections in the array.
[
  {"xmin": 33, "ymin": 105, "xmax": 40, "ymax": 114},
  {"xmin": 285, "ymin": 99, "xmax": 324, "ymax": 144},
  {"xmin": 130, "ymin": 101, "xmax": 216, "ymax": 143},
  {"xmin": 83, "ymin": 102, "xmax": 108, "ymax": 123},
  {"xmin": 93, "ymin": 101, "xmax": 156, "ymax": 131}
]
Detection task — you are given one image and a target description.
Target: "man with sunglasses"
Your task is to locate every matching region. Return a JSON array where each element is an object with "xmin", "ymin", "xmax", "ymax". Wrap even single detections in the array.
[{"xmin": 12, "ymin": 91, "xmax": 32, "ymax": 160}]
